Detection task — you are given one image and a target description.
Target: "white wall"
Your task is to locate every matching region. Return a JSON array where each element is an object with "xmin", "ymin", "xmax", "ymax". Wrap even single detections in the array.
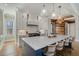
[
  {"xmin": 66, "ymin": 23, "xmax": 75, "ymax": 36},
  {"xmin": 75, "ymin": 16, "xmax": 79, "ymax": 41},
  {"xmin": 69, "ymin": 23, "xmax": 76, "ymax": 37},
  {"xmin": 66, "ymin": 23, "xmax": 76, "ymax": 37}
]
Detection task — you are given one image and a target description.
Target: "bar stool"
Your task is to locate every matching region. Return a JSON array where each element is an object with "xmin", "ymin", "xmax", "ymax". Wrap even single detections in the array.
[
  {"xmin": 64, "ymin": 36, "xmax": 73, "ymax": 48},
  {"xmin": 64, "ymin": 37, "xmax": 70, "ymax": 48},
  {"xmin": 69, "ymin": 36, "xmax": 74, "ymax": 49},
  {"xmin": 64, "ymin": 36, "xmax": 73, "ymax": 56},
  {"xmin": 44, "ymin": 43, "xmax": 57, "ymax": 56},
  {"xmin": 56, "ymin": 41, "xmax": 64, "ymax": 56}
]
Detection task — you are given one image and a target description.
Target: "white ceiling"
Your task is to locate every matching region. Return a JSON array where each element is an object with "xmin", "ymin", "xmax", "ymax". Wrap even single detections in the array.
[{"xmin": 0, "ymin": 3, "xmax": 78, "ymax": 18}]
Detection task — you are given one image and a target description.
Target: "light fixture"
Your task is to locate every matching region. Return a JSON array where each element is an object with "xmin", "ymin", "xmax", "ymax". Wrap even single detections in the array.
[
  {"xmin": 52, "ymin": 13, "xmax": 56, "ymax": 17},
  {"xmin": 42, "ymin": 9, "xmax": 46, "ymax": 13},
  {"xmin": 42, "ymin": 4, "xmax": 46, "ymax": 14},
  {"xmin": 51, "ymin": 3, "xmax": 56, "ymax": 18},
  {"xmin": 57, "ymin": 5, "xmax": 64, "ymax": 24}
]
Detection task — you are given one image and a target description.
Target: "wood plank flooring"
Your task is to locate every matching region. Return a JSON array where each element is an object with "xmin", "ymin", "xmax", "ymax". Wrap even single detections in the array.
[{"xmin": 0, "ymin": 40, "xmax": 22, "ymax": 56}]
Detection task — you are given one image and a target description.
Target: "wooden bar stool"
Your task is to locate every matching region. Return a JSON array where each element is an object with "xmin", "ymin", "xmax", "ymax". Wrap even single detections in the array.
[
  {"xmin": 44, "ymin": 43, "xmax": 57, "ymax": 56},
  {"xmin": 64, "ymin": 36, "xmax": 73, "ymax": 56},
  {"xmin": 64, "ymin": 36, "xmax": 73, "ymax": 49},
  {"xmin": 56, "ymin": 41, "xmax": 64, "ymax": 56}
]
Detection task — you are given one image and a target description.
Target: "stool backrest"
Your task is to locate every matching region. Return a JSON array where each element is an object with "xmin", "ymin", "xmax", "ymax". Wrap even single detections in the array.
[
  {"xmin": 57, "ymin": 41, "xmax": 64, "ymax": 50},
  {"xmin": 64, "ymin": 38, "xmax": 70, "ymax": 46},
  {"xmin": 65, "ymin": 38, "xmax": 70, "ymax": 43},
  {"xmin": 48, "ymin": 44, "xmax": 56, "ymax": 52},
  {"xmin": 69, "ymin": 36, "xmax": 73, "ymax": 43}
]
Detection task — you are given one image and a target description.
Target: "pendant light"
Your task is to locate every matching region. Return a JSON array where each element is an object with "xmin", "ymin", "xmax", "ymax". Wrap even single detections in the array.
[
  {"xmin": 42, "ymin": 4, "xmax": 46, "ymax": 14},
  {"xmin": 57, "ymin": 5, "xmax": 64, "ymax": 24},
  {"xmin": 58, "ymin": 5, "xmax": 62, "ymax": 19},
  {"xmin": 52, "ymin": 3, "xmax": 56, "ymax": 18}
]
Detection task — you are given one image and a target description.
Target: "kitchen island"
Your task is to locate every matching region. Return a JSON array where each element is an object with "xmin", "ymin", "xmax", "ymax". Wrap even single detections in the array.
[{"xmin": 20, "ymin": 35, "xmax": 70, "ymax": 56}]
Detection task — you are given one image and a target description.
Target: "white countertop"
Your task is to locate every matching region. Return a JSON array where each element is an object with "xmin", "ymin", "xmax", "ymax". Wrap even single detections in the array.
[{"xmin": 22, "ymin": 35, "xmax": 70, "ymax": 50}]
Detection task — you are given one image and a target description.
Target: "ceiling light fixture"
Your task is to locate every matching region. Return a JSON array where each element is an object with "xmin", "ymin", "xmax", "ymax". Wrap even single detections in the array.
[
  {"xmin": 42, "ymin": 9, "xmax": 46, "ymax": 13},
  {"xmin": 51, "ymin": 3, "xmax": 56, "ymax": 18},
  {"xmin": 42, "ymin": 4, "xmax": 46, "ymax": 14},
  {"xmin": 52, "ymin": 13, "xmax": 56, "ymax": 17},
  {"xmin": 57, "ymin": 5, "xmax": 64, "ymax": 24}
]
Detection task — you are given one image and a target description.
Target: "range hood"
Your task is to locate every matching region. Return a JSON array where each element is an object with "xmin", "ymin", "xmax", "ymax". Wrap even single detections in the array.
[{"xmin": 27, "ymin": 14, "xmax": 38, "ymax": 26}]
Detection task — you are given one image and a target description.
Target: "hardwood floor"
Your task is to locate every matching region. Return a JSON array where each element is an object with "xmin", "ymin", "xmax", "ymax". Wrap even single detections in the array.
[
  {"xmin": 0, "ymin": 40, "xmax": 22, "ymax": 56},
  {"xmin": 0, "ymin": 40, "xmax": 79, "ymax": 56},
  {"xmin": 68, "ymin": 41, "xmax": 79, "ymax": 56},
  {"xmin": 56, "ymin": 41, "xmax": 79, "ymax": 56}
]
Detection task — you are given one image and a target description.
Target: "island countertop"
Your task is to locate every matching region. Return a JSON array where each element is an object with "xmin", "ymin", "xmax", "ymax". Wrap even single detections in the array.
[{"xmin": 22, "ymin": 35, "xmax": 70, "ymax": 51}]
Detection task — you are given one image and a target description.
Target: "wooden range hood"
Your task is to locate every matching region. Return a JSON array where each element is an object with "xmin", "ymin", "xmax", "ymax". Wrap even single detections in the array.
[{"xmin": 51, "ymin": 15, "xmax": 75, "ymax": 23}]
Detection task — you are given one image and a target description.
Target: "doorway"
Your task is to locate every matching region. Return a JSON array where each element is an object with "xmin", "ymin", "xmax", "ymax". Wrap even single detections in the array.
[{"xmin": 3, "ymin": 10, "xmax": 16, "ymax": 42}]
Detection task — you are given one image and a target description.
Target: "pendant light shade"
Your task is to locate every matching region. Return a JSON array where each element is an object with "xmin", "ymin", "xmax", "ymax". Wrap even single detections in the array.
[
  {"xmin": 52, "ymin": 13, "xmax": 56, "ymax": 17},
  {"xmin": 57, "ymin": 5, "xmax": 64, "ymax": 24},
  {"xmin": 42, "ymin": 4, "xmax": 46, "ymax": 14},
  {"xmin": 42, "ymin": 9, "xmax": 46, "ymax": 13},
  {"xmin": 51, "ymin": 3, "xmax": 56, "ymax": 18}
]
